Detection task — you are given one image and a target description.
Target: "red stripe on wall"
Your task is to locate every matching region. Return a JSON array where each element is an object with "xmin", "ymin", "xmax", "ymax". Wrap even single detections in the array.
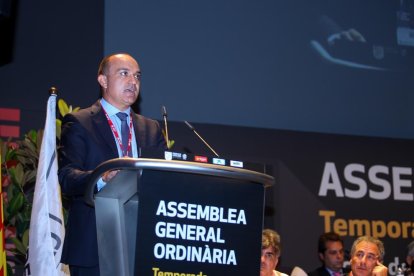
[
  {"xmin": 0, "ymin": 108, "xmax": 20, "ymax": 121},
  {"xmin": 0, "ymin": 125, "xmax": 20, "ymax": 138}
]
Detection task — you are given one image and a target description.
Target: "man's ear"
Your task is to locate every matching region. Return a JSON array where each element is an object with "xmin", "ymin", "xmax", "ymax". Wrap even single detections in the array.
[
  {"xmin": 319, "ymin": 252, "xmax": 325, "ymax": 262},
  {"xmin": 97, "ymin": 74, "xmax": 107, "ymax": 88}
]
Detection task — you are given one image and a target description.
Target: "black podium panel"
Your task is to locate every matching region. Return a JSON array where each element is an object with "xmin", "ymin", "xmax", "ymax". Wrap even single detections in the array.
[
  {"xmin": 88, "ymin": 158, "xmax": 274, "ymax": 276},
  {"xmin": 135, "ymin": 169, "xmax": 265, "ymax": 275}
]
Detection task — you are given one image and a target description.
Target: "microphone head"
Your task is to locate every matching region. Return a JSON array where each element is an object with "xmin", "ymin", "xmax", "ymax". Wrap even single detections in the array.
[
  {"xmin": 162, "ymin": 106, "xmax": 167, "ymax": 117},
  {"xmin": 184, "ymin": 120, "xmax": 195, "ymax": 131}
]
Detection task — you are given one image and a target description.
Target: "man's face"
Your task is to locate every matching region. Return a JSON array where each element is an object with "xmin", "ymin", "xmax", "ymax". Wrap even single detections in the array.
[
  {"xmin": 260, "ymin": 246, "xmax": 278, "ymax": 276},
  {"xmin": 99, "ymin": 54, "xmax": 141, "ymax": 111},
  {"xmin": 407, "ymin": 255, "xmax": 413, "ymax": 266},
  {"xmin": 320, "ymin": 241, "xmax": 344, "ymax": 272},
  {"xmin": 350, "ymin": 241, "xmax": 380, "ymax": 276}
]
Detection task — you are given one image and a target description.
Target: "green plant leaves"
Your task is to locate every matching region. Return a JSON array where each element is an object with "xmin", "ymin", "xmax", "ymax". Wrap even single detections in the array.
[
  {"xmin": 10, "ymin": 237, "xmax": 27, "ymax": 256},
  {"xmin": 7, "ymin": 192, "xmax": 24, "ymax": 219},
  {"xmin": 22, "ymin": 229, "xmax": 29, "ymax": 249},
  {"xmin": 58, "ymin": 99, "xmax": 69, "ymax": 117},
  {"xmin": 58, "ymin": 98, "xmax": 80, "ymax": 118},
  {"xmin": 9, "ymin": 164, "xmax": 24, "ymax": 188}
]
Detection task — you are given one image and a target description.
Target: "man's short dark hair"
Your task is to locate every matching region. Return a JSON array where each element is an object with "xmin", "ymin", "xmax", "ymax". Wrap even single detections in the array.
[{"xmin": 318, "ymin": 232, "xmax": 343, "ymax": 254}]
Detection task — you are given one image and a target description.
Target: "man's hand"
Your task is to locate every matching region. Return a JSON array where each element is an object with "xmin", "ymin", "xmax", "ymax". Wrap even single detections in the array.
[
  {"xmin": 102, "ymin": 170, "xmax": 119, "ymax": 182},
  {"xmin": 373, "ymin": 261, "xmax": 388, "ymax": 276}
]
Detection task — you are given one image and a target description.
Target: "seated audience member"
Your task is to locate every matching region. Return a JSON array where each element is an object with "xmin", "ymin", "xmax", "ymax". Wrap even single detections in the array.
[
  {"xmin": 308, "ymin": 232, "xmax": 345, "ymax": 276},
  {"xmin": 404, "ymin": 241, "xmax": 414, "ymax": 275},
  {"xmin": 261, "ymin": 229, "xmax": 288, "ymax": 276},
  {"xmin": 349, "ymin": 236, "xmax": 387, "ymax": 276}
]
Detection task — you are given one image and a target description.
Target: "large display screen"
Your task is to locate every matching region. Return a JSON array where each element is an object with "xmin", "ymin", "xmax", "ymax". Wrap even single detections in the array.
[{"xmin": 105, "ymin": 0, "xmax": 414, "ymax": 138}]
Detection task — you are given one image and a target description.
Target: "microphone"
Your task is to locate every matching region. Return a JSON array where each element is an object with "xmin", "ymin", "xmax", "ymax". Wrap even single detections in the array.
[
  {"xmin": 184, "ymin": 120, "xmax": 220, "ymax": 157},
  {"xmin": 161, "ymin": 106, "xmax": 170, "ymax": 146}
]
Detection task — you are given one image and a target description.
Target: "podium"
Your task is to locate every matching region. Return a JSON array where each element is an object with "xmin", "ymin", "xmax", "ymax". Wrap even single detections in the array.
[{"xmin": 84, "ymin": 157, "xmax": 274, "ymax": 276}]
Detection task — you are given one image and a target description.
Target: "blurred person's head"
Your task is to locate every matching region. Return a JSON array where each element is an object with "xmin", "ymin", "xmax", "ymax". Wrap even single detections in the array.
[
  {"xmin": 317, "ymin": 232, "xmax": 344, "ymax": 272},
  {"xmin": 407, "ymin": 241, "xmax": 414, "ymax": 270},
  {"xmin": 350, "ymin": 236, "xmax": 385, "ymax": 276},
  {"xmin": 261, "ymin": 229, "xmax": 282, "ymax": 276}
]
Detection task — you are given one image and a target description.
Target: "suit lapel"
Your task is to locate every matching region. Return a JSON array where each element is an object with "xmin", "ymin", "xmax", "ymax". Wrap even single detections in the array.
[
  {"xmin": 132, "ymin": 112, "xmax": 147, "ymax": 149},
  {"xmin": 91, "ymin": 101, "xmax": 119, "ymax": 157}
]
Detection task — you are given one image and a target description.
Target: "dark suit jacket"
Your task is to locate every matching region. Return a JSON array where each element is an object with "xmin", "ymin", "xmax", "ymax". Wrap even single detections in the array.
[
  {"xmin": 308, "ymin": 266, "xmax": 331, "ymax": 276},
  {"xmin": 58, "ymin": 101, "xmax": 166, "ymax": 266}
]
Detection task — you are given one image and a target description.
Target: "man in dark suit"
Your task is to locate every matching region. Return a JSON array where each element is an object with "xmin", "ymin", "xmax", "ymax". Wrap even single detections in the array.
[
  {"xmin": 58, "ymin": 53, "xmax": 166, "ymax": 275},
  {"xmin": 308, "ymin": 232, "xmax": 346, "ymax": 276}
]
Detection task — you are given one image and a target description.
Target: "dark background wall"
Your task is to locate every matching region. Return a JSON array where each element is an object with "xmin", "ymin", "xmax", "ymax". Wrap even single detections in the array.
[
  {"xmin": 0, "ymin": 0, "xmax": 103, "ymax": 136},
  {"xmin": 1, "ymin": 0, "xmax": 414, "ymax": 140},
  {"xmin": 105, "ymin": 0, "xmax": 414, "ymax": 139}
]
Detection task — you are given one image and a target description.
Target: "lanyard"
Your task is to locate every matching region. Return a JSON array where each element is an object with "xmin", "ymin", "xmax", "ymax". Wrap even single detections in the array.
[{"xmin": 101, "ymin": 105, "xmax": 133, "ymax": 157}]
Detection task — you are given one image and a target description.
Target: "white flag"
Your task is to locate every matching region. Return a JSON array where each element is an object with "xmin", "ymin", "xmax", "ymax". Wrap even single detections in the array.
[{"xmin": 26, "ymin": 94, "xmax": 66, "ymax": 276}]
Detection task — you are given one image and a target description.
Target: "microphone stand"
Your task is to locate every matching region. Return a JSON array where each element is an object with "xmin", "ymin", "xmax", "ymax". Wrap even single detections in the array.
[
  {"xmin": 184, "ymin": 121, "xmax": 220, "ymax": 157},
  {"xmin": 162, "ymin": 106, "xmax": 170, "ymax": 146}
]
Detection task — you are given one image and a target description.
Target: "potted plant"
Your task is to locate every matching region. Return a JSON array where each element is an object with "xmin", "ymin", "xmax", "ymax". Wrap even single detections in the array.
[{"xmin": 0, "ymin": 99, "xmax": 79, "ymax": 275}]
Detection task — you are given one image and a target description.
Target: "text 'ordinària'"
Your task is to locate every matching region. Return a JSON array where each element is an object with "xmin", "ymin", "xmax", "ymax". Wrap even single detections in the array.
[{"xmin": 153, "ymin": 200, "xmax": 247, "ymax": 265}]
